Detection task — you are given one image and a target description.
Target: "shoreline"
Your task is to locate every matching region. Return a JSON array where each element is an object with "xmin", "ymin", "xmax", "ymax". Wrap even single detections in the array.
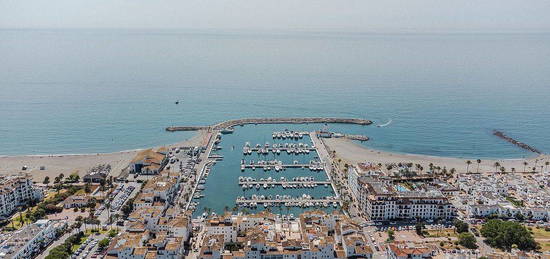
[
  {"xmin": 322, "ymin": 138, "xmax": 549, "ymax": 174},
  {"xmin": 0, "ymin": 131, "xmax": 208, "ymax": 182},
  {"xmin": 2, "ymin": 130, "xmax": 547, "ymax": 182}
]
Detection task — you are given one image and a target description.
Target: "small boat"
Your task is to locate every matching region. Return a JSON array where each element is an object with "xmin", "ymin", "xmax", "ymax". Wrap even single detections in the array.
[{"xmin": 221, "ymin": 127, "xmax": 235, "ymax": 134}]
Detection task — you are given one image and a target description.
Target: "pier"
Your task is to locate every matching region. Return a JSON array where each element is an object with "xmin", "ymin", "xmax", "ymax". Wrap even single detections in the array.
[
  {"xmin": 241, "ymin": 164, "xmax": 324, "ymax": 171},
  {"xmin": 493, "ymin": 130, "xmax": 541, "ymax": 154},
  {"xmin": 236, "ymin": 198, "xmax": 340, "ymax": 206},
  {"xmin": 166, "ymin": 117, "xmax": 372, "ymax": 132},
  {"xmin": 239, "ymin": 181, "xmax": 331, "ymax": 185},
  {"xmin": 244, "ymin": 147, "xmax": 315, "ymax": 155}
]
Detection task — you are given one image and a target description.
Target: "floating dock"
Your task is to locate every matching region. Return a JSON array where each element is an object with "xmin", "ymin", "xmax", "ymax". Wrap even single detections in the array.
[
  {"xmin": 239, "ymin": 181, "xmax": 330, "ymax": 185},
  {"xmin": 241, "ymin": 164, "xmax": 324, "ymax": 171},
  {"xmin": 236, "ymin": 198, "xmax": 340, "ymax": 205},
  {"xmin": 166, "ymin": 117, "xmax": 372, "ymax": 132}
]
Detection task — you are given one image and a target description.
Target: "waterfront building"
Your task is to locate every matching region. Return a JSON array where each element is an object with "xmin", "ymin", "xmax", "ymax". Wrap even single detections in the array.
[
  {"xmin": 0, "ymin": 175, "xmax": 43, "ymax": 218},
  {"xmin": 0, "ymin": 219, "xmax": 66, "ymax": 259},
  {"xmin": 83, "ymin": 170, "xmax": 107, "ymax": 183},
  {"xmin": 357, "ymin": 177, "xmax": 455, "ymax": 221},
  {"xmin": 347, "ymin": 165, "xmax": 382, "ymax": 201},
  {"xmin": 129, "ymin": 148, "xmax": 168, "ymax": 175}
]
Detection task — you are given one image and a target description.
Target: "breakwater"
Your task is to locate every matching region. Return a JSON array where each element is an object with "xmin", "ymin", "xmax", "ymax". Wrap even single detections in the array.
[
  {"xmin": 493, "ymin": 130, "xmax": 541, "ymax": 154},
  {"xmin": 166, "ymin": 117, "xmax": 372, "ymax": 132}
]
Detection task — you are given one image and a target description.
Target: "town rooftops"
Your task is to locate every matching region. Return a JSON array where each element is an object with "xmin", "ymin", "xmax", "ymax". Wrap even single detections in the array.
[{"xmin": 388, "ymin": 243, "xmax": 432, "ymax": 257}]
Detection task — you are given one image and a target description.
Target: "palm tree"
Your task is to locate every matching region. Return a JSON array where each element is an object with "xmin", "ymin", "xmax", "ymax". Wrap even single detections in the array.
[
  {"xmin": 466, "ymin": 160, "xmax": 472, "ymax": 173},
  {"xmin": 500, "ymin": 166, "xmax": 506, "ymax": 174},
  {"xmin": 511, "ymin": 168, "xmax": 516, "ymax": 174},
  {"xmin": 494, "ymin": 162, "xmax": 500, "ymax": 173},
  {"xmin": 545, "ymin": 161, "xmax": 549, "ymax": 172},
  {"xmin": 523, "ymin": 161, "xmax": 528, "ymax": 172},
  {"xmin": 476, "ymin": 159, "xmax": 481, "ymax": 173}
]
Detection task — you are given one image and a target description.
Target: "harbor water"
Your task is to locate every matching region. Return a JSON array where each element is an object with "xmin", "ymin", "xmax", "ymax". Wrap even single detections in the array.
[{"xmin": 191, "ymin": 124, "xmax": 339, "ymax": 217}]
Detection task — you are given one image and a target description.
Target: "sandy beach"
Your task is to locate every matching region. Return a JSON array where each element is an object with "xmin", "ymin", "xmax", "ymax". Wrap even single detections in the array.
[
  {"xmin": 322, "ymin": 138, "xmax": 550, "ymax": 174},
  {"xmin": 0, "ymin": 130, "xmax": 209, "ymax": 182}
]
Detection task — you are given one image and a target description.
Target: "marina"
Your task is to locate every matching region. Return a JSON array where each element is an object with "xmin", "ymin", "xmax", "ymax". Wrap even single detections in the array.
[{"xmin": 190, "ymin": 124, "xmax": 340, "ymax": 217}]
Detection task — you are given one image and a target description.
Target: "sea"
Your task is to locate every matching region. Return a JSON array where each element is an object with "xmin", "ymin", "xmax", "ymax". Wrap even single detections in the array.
[{"xmin": 1, "ymin": 29, "xmax": 550, "ymax": 159}]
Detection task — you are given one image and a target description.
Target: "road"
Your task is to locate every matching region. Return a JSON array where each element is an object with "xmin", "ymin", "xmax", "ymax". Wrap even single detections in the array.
[
  {"xmin": 181, "ymin": 131, "xmax": 216, "ymax": 211},
  {"xmin": 36, "ymin": 225, "xmax": 84, "ymax": 259}
]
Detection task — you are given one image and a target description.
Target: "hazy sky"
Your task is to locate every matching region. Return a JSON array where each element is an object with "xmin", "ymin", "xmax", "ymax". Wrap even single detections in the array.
[{"xmin": 2, "ymin": 0, "xmax": 550, "ymax": 32}]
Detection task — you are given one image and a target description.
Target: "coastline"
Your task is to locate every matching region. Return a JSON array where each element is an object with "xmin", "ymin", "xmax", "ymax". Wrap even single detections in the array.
[
  {"xmin": 0, "ymin": 130, "xmax": 208, "ymax": 182},
  {"xmin": 2, "ymin": 129, "xmax": 547, "ymax": 183},
  {"xmin": 322, "ymin": 138, "xmax": 549, "ymax": 174}
]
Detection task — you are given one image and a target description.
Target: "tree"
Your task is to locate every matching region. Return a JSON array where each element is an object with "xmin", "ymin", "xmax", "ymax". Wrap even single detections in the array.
[
  {"xmin": 494, "ymin": 162, "xmax": 500, "ymax": 173},
  {"xmin": 98, "ymin": 238, "xmax": 110, "ymax": 250},
  {"xmin": 458, "ymin": 232, "xmax": 478, "ymax": 249},
  {"xmin": 68, "ymin": 173, "xmax": 80, "ymax": 183},
  {"xmin": 476, "ymin": 159, "xmax": 481, "ymax": 173},
  {"xmin": 108, "ymin": 229, "xmax": 118, "ymax": 238},
  {"xmin": 415, "ymin": 222, "xmax": 425, "ymax": 236},
  {"xmin": 523, "ymin": 161, "xmax": 528, "ymax": 172},
  {"xmin": 43, "ymin": 176, "xmax": 50, "ymax": 185},
  {"xmin": 481, "ymin": 219, "xmax": 539, "ymax": 251},
  {"xmin": 387, "ymin": 229, "xmax": 395, "ymax": 241},
  {"xmin": 545, "ymin": 161, "xmax": 549, "ymax": 172},
  {"xmin": 84, "ymin": 183, "xmax": 91, "ymax": 193},
  {"xmin": 466, "ymin": 160, "xmax": 472, "ymax": 173},
  {"xmin": 453, "ymin": 219, "xmax": 469, "ymax": 233}
]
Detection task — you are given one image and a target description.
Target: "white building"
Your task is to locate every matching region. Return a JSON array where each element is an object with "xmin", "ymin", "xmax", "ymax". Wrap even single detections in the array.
[
  {"xmin": 0, "ymin": 219, "xmax": 66, "ymax": 259},
  {"xmin": 348, "ymin": 165, "xmax": 381, "ymax": 201},
  {"xmin": 358, "ymin": 177, "xmax": 455, "ymax": 221},
  {"xmin": 0, "ymin": 176, "xmax": 43, "ymax": 218},
  {"xmin": 205, "ymin": 217, "xmax": 237, "ymax": 243}
]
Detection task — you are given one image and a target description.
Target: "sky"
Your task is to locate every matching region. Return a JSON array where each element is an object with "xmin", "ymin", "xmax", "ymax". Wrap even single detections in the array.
[{"xmin": 1, "ymin": 0, "xmax": 550, "ymax": 32}]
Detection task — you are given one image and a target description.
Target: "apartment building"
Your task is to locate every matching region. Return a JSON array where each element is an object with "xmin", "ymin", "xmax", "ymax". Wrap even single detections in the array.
[
  {"xmin": 0, "ymin": 219, "xmax": 66, "ymax": 259},
  {"xmin": 0, "ymin": 176, "xmax": 43, "ymax": 217},
  {"xmin": 357, "ymin": 177, "xmax": 455, "ymax": 221}
]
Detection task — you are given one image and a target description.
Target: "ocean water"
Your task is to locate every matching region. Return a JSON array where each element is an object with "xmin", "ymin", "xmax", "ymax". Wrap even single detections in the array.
[{"xmin": 1, "ymin": 29, "xmax": 550, "ymax": 158}]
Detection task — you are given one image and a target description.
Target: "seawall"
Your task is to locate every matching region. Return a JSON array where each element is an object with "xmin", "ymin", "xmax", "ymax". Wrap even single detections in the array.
[{"xmin": 166, "ymin": 117, "xmax": 372, "ymax": 132}]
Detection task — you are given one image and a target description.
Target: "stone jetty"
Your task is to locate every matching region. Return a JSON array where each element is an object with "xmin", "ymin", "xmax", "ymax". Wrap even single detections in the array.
[
  {"xmin": 166, "ymin": 117, "xmax": 372, "ymax": 132},
  {"xmin": 493, "ymin": 130, "xmax": 541, "ymax": 154}
]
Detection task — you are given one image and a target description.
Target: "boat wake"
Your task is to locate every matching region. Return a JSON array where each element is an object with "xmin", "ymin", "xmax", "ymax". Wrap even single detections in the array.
[{"xmin": 377, "ymin": 119, "xmax": 392, "ymax": 127}]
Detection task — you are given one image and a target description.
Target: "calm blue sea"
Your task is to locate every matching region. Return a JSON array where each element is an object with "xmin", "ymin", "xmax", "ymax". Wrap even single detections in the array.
[{"xmin": 1, "ymin": 29, "xmax": 549, "ymax": 158}]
